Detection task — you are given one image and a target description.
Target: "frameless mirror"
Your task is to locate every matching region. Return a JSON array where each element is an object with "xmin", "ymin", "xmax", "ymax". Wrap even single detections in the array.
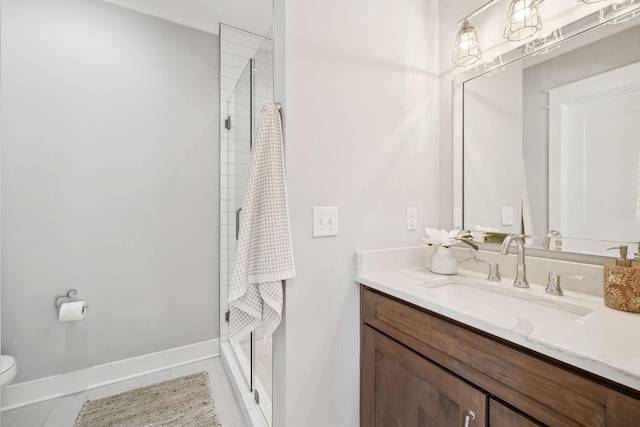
[{"xmin": 457, "ymin": 5, "xmax": 640, "ymax": 257}]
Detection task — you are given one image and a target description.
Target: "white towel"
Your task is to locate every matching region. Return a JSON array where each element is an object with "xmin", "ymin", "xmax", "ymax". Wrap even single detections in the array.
[
  {"xmin": 229, "ymin": 102, "xmax": 295, "ymax": 342},
  {"xmin": 521, "ymin": 161, "xmax": 534, "ymax": 244}
]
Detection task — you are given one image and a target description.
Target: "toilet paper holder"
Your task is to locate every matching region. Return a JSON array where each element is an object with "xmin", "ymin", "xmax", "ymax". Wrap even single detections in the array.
[{"xmin": 55, "ymin": 288, "xmax": 89, "ymax": 311}]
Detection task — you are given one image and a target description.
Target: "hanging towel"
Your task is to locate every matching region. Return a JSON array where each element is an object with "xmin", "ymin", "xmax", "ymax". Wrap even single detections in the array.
[
  {"xmin": 521, "ymin": 160, "xmax": 534, "ymax": 245},
  {"xmin": 229, "ymin": 101, "xmax": 295, "ymax": 342}
]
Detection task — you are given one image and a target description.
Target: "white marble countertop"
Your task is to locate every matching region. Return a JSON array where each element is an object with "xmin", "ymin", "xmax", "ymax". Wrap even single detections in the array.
[{"xmin": 355, "ymin": 247, "xmax": 640, "ymax": 392}]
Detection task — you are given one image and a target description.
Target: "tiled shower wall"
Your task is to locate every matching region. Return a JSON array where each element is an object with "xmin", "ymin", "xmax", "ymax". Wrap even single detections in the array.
[
  {"xmin": 219, "ymin": 25, "xmax": 274, "ymax": 344},
  {"xmin": 252, "ymin": 32, "xmax": 275, "ymax": 138}
]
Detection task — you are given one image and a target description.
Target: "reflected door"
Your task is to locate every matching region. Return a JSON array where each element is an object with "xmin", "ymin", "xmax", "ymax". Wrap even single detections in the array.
[{"xmin": 549, "ymin": 61, "xmax": 640, "ymax": 253}]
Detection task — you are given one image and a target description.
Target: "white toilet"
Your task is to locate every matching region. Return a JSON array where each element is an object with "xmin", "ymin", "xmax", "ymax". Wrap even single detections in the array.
[{"xmin": 0, "ymin": 355, "xmax": 17, "ymax": 389}]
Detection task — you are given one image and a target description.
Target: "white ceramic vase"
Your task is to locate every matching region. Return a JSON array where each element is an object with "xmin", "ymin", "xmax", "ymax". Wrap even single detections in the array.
[{"xmin": 430, "ymin": 246, "xmax": 457, "ymax": 275}]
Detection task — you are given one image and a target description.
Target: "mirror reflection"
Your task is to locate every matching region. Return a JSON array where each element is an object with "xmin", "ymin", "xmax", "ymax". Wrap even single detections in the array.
[{"xmin": 462, "ymin": 11, "xmax": 640, "ymax": 256}]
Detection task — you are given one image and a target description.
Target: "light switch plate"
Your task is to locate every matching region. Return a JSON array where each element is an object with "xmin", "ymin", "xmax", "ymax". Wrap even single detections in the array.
[
  {"xmin": 313, "ymin": 207, "xmax": 338, "ymax": 237},
  {"xmin": 501, "ymin": 206, "xmax": 514, "ymax": 226},
  {"xmin": 407, "ymin": 208, "xmax": 417, "ymax": 231}
]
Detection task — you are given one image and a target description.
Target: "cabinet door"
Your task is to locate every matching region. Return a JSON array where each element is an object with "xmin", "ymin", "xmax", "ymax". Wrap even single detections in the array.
[
  {"xmin": 361, "ymin": 325, "xmax": 486, "ymax": 427},
  {"xmin": 489, "ymin": 399, "xmax": 543, "ymax": 427}
]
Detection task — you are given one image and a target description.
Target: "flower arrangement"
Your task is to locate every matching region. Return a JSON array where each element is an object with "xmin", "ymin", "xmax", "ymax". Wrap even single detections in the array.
[{"xmin": 421, "ymin": 228, "xmax": 478, "ymax": 250}]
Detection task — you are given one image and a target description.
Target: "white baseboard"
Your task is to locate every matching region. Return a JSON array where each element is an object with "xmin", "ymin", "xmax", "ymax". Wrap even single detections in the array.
[{"xmin": 1, "ymin": 338, "xmax": 219, "ymax": 411}]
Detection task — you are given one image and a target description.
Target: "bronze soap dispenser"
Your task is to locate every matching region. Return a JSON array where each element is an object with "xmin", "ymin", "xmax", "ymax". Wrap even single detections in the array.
[{"xmin": 603, "ymin": 245, "xmax": 640, "ymax": 313}]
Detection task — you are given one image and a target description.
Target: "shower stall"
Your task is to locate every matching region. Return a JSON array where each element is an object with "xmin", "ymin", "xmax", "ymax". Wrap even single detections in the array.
[{"xmin": 219, "ymin": 24, "xmax": 274, "ymax": 426}]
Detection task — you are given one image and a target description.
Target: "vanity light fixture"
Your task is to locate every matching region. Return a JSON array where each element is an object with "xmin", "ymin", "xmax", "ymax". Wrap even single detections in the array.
[
  {"xmin": 504, "ymin": 0, "xmax": 543, "ymax": 41},
  {"xmin": 600, "ymin": 0, "xmax": 640, "ymax": 24},
  {"xmin": 452, "ymin": 0, "xmax": 503, "ymax": 67},
  {"xmin": 525, "ymin": 28, "xmax": 563, "ymax": 56},
  {"xmin": 453, "ymin": 19, "xmax": 482, "ymax": 66}
]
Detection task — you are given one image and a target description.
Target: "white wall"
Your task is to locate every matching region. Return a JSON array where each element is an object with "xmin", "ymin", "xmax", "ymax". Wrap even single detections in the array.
[
  {"xmin": 273, "ymin": 0, "xmax": 440, "ymax": 425},
  {"xmin": 1, "ymin": 0, "xmax": 219, "ymax": 383}
]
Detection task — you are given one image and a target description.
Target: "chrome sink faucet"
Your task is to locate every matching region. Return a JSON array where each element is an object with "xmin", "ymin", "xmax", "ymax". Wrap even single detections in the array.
[{"xmin": 500, "ymin": 234, "xmax": 530, "ymax": 288}]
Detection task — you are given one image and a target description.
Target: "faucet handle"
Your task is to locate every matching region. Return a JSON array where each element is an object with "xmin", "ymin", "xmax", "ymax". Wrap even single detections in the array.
[
  {"xmin": 468, "ymin": 255, "xmax": 502, "ymax": 282},
  {"xmin": 546, "ymin": 272, "xmax": 584, "ymax": 296},
  {"xmin": 486, "ymin": 262, "xmax": 501, "ymax": 282}
]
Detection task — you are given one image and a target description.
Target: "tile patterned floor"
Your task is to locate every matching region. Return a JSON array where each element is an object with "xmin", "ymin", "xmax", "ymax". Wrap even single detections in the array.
[{"xmin": 1, "ymin": 357, "xmax": 248, "ymax": 427}]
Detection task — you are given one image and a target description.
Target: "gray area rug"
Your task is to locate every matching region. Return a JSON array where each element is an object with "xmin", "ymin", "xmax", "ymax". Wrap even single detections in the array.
[{"xmin": 74, "ymin": 371, "xmax": 222, "ymax": 427}]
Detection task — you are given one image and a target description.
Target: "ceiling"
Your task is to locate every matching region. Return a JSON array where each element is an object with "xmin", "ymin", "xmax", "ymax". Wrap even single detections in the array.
[{"xmin": 102, "ymin": 0, "xmax": 273, "ymax": 36}]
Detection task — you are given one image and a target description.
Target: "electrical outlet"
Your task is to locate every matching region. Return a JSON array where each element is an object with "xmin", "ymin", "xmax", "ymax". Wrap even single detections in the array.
[
  {"xmin": 407, "ymin": 208, "xmax": 417, "ymax": 231},
  {"xmin": 453, "ymin": 208, "xmax": 462, "ymax": 229},
  {"xmin": 501, "ymin": 206, "xmax": 514, "ymax": 226},
  {"xmin": 313, "ymin": 207, "xmax": 338, "ymax": 237}
]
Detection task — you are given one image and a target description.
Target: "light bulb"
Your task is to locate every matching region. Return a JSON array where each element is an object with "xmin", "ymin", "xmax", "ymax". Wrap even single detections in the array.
[
  {"xmin": 504, "ymin": 0, "xmax": 541, "ymax": 41},
  {"xmin": 512, "ymin": 1, "xmax": 532, "ymax": 21},
  {"xmin": 458, "ymin": 33, "xmax": 478, "ymax": 50}
]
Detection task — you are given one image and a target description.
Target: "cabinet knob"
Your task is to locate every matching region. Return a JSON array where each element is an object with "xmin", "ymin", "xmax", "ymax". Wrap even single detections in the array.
[{"xmin": 464, "ymin": 410, "xmax": 476, "ymax": 427}]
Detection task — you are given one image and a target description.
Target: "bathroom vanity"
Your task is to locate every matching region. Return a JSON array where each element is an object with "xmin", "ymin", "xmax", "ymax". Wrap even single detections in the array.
[{"xmin": 356, "ymin": 248, "xmax": 640, "ymax": 426}]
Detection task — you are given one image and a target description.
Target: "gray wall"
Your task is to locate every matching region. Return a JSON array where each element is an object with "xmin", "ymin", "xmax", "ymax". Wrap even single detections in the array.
[
  {"xmin": 1, "ymin": 0, "xmax": 219, "ymax": 383},
  {"xmin": 523, "ymin": 24, "xmax": 640, "ymax": 236}
]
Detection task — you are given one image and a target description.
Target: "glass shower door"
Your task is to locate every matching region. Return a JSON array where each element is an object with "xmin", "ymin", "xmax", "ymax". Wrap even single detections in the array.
[
  {"xmin": 221, "ymin": 29, "xmax": 274, "ymax": 425},
  {"xmin": 226, "ymin": 59, "xmax": 254, "ymax": 393},
  {"xmin": 248, "ymin": 35, "xmax": 275, "ymax": 423}
]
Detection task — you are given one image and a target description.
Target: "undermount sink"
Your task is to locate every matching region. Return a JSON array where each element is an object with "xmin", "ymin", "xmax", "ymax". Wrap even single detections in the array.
[{"xmin": 417, "ymin": 278, "xmax": 593, "ymax": 334}]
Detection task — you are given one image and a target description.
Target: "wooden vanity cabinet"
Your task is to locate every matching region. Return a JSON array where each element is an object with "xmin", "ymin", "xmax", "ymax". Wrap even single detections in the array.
[
  {"xmin": 360, "ymin": 286, "xmax": 640, "ymax": 426},
  {"xmin": 362, "ymin": 325, "xmax": 486, "ymax": 426},
  {"xmin": 489, "ymin": 399, "xmax": 542, "ymax": 427}
]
